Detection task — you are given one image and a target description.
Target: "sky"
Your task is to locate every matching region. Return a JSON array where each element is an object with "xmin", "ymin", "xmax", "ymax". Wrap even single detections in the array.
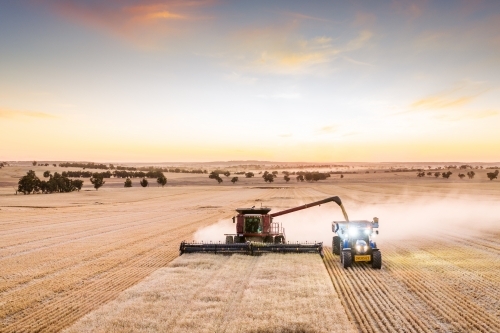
[{"xmin": 1, "ymin": 0, "xmax": 499, "ymax": 162}]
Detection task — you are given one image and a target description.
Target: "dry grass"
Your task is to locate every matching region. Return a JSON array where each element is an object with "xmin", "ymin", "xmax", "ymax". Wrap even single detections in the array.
[
  {"xmin": 1, "ymin": 164, "xmax": 500, "ymax": 332},
  {"xmin": 64, "ymin": 253, "xmax": 356, "ymax": 333},
  {"xmin": 323, "ymin": 232, "xmax": 500, "ymax": 333}
]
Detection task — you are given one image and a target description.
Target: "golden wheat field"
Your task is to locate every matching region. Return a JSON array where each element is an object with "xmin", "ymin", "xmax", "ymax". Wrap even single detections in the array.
[{"xmin": 1, "ymin": 164, "xmax": 499, "ymax": 332}]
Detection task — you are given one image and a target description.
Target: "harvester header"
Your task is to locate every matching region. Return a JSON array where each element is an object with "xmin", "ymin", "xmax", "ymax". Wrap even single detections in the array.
[{"xmin": 179, "ymin": 196, "xmax": 350, "ymax": 257}]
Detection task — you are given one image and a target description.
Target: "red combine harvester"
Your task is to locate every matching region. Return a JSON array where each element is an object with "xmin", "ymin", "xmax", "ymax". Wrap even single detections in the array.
[{"xmin": 179, "ymin": 196, "xmax": 349, "ymax": 257}]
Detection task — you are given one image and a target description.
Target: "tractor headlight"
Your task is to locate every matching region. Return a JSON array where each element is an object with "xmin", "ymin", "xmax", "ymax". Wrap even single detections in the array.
[
  {"xmin": 365, "ymin": 228, "xmax": 370, "ymax": 235},
  {"xmin": 349, "ymin": 228, "xmax": 358, "ymax": 237},
  {"xmin": 355, "ymin": 240, "xmax": 368, "ymax": 253}
]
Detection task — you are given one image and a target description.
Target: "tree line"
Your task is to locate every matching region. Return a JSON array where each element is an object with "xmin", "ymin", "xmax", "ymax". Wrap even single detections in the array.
[
  {"xmin": 60, "ymin": 170, "xmax": 165, "ymax": 179},
  {"xmin": 17, "ymin": 171, "xmax": 83, "ymax": 194},
  {"xmin": 416, "ymin": 170, "xmax": 499, "ymax": 180},
  {"xmin": 54, "ymin": 162, "xmax": 207, "ymax": 174}
]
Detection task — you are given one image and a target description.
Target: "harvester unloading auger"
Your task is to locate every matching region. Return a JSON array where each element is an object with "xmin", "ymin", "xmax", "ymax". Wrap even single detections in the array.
[{"xmin": 179, "ymin": 196, "xmax": 350, "ymax": 257}]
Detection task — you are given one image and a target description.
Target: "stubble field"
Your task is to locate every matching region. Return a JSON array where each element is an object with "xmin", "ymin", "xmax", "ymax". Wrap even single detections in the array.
[{"xmin": 1, "ymin": 165, "xmax": 499, "ymax": 332}]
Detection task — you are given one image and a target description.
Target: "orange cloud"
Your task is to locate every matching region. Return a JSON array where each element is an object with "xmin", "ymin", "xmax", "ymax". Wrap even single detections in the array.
[
  {"xmin": 411, "ymin": 84, "xmax": 488, "ymax": 110},
  {"xmin": 353, "ymin": 12, "xmax": 376, "ymax": 26},
  {"xmin": 412, "ymin": 95, "xmax": 475, "ymax": 109},
  {"xmin": 319, "ymin": 125, "xmax": 338, "ymax": 133},
  {"xmin": 47, "ymin": 1, "xmax": 214, "ymax": 48},
  {"xmin": 230, "ymin": 25, "xmax": 372, "ymax": 75},
  {"xmin": 0, "ymin": 108, "xmax": 58, "ymax": 119}
]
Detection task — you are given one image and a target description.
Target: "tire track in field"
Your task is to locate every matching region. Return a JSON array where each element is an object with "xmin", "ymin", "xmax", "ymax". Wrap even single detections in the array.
[
  {"xmin": 324, "ymin": 247, "xmax": 462, "ymax": 333},
  {"xmin": 385, "ymin": 243, "xmax": 500, "ymax": 332},
  {"xmin": 1, "ymin": 188, "xmax": 280, "ymax": 331}
]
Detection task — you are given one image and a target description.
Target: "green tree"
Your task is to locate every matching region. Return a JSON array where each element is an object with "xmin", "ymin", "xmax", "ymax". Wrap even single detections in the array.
[
  {"xmin": 209, "ymin": 172, "xmax": 223, "ymax": 184},
  {"xmin": 43, "ymin": 171, "xmax": 51, "ymax": 178},
  {"xmin": 32, "ymin": 161, "xmax": 37, "ymax": 166},
  {"xmin": 72, "ymin": 179, "xmax": 84, "ymax": 191},
  {"xmin": 17, "ymin": 170, "xmax": 41, "ymax": 194},
  {"xmin": 140, "ymin": 178, "xmax": 149, "ymax": 187},
  {"xmin": 487, "ymin": 170, "xmax": 499, "ymax": 181},
  {"xmin": 53, "ymin": 164, "xmax": 56, "ymax": 167},
  {"xmin": 231, "ymin": 176, "xmax": 239, "ymax": 184},
  {"xmin": 340, "ymin": 174, "xmax": 344, "ymax": 179},
  {"xmin": 223, "ymin": 171, "xmax": 231, "ymax": 177},
  {"xmin": 434, "ymin": 172, "xmax": 441, "ymax": 178},
  {"xmin": 157, "ymin": 176, "xmax": 167, "ymax": 187},
  {"xmin": 467, "ymin": 171, "xmax": 475, "ymax": 179},
  {"xmin": 90, "ymin": 173, "xmax": 105, "ymax": 190},
  {"xmin": 263, "ymin": 173, "xmax": 274, "ymax": 183},
  {"xmin": 124, "ymin": 178, "xmax": 132, "ymax": 187},
  {"xmin": 296, "ymin": 175, "xmax": 304, "ymax": 182},
  {"xmin": 458, "ymin": 173, "xmax": 465, "ymax": 179},
  {"xmin": 245, "ymin": 172, "xmax": 254, "ymax": 178},
  {"xmin": 442, "ymin": 171, "xmax": 452, "ymax": 179},
  {"xmin": 284, "ymin": 175, "xmax": 290, "ymax": 182}
]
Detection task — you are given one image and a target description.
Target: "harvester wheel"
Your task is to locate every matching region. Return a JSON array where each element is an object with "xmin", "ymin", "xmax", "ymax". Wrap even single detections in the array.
[
  {"xmin": 274, "ymin": 236, "xmax": 284, "ymax": 244},
  {"xmin": 342, "ymin": 251, "xmax": 352, "ymax": 269},
  {"xmin": 332, "ymin": 236, "xmax": 341, "ymax": 255},
  {"xmin": 371, "ymin": 251, "xmax": 382, "ymax": 269},
  {"xmin": 225, "ymin": 236, "xmax": 234, "ymax": 244}
]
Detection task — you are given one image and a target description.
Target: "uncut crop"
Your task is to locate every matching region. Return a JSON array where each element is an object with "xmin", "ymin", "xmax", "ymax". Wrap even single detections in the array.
[{"xmin": 65, "ymin": 253, "xmax": 356, "ymax": 333}]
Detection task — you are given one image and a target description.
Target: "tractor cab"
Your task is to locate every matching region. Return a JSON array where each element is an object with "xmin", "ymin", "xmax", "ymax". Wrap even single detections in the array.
[{"xmin": 332, "ymin": 218, "xmax": 382, "ymax": 269}]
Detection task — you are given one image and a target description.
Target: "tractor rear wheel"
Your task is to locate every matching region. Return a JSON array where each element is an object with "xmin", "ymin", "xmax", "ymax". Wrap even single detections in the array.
[
  {"xmin": 332, "ymin": 236, "xmax": 341, "ymax": 255},
  {"xmin": 342, "ymin": 251, "xmax": 352, "ymax": 268},
  {"xmin": 371, "ymin": 251, "xmax": 382, "ymax": 269},
  {"xmin": 225, "ymin": 236, "xmax": 234, "ymax": 244}
]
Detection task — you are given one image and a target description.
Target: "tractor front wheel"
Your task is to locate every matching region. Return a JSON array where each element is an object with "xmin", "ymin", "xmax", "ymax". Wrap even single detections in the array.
[
  {"xmin": 332, "ymin": 236, "xmax": 341, "ymax": 255},
  {"xmin": 371, "ymin": 251, "xmax": 382, "ymax": 269},
  {"xmin": 225, "ymin": 236, "xmax": 234, "ymax": 244},
  {"xmin": 342, "ymin": 251, "xmax": 352, "ymax": 269}
]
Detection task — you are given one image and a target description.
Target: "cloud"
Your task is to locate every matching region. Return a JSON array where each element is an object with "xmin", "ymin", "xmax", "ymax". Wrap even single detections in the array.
[
  {"xmin": 353, "ymin": 12, "xmax": 376, "ymax": 26},
  {"xmin": 411, "ymin": 83, "xmax": 489, "ymax": 110},
  {"xmin": 391, "ymin": 0, "xmax": 424, "ymax": 19},
  {"xmin": 0, "ymin": 108, "xmax": 58, "ymax": 119},
  {"xmin": 318, "ymin": 124, "xmax": 338, "ymax": 133},
  {"xmin": 343, "ymin": 56, "xmax": 373, "ymax": 66},
  {"xmin": 46, "ymin": 0, "xmax": 214, "ymax": 48},
  {"xmin": 224, "ymin": 72, "xmax": 258, "ymax": 85},
  {"xmin": 434, "ymin": 109, "xmax": 499, "ymax": 121},
  {"xmin": 228, "ymin": 25, "xmax": 373, "ymax": 75}
]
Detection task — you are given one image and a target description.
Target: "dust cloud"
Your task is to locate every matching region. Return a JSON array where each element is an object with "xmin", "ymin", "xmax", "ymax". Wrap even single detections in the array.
[{"xmin": 193, "ymin": 196, "xmax": 500, "ymax": 244}]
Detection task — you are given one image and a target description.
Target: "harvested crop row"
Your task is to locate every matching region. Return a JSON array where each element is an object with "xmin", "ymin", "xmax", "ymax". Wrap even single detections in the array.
[
  {"xmin": 65, "ymin": 253, "xmax": 357, "ymax": 333},
  {"xmin": 323, "ymin": 233, "xmax": 500, "ymax": 333},
  {"xmin": 0, "ymin": 187, "xmax": 279, "ymax": 332},
  {"xmin": 384, "ymin": 243, "xmax": 500, "ymax": 332},
  {"xmin": 386, "ymin": 241, "xmax": 500, "ymax": 322},
  {"xmin": 323, "ymin": 250, "xmax": 442, "ymax": 333}
]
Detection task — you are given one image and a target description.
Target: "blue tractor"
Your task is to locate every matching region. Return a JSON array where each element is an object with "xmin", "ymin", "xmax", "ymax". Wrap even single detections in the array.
[{"xmin": 332, "ymin": 217, "xmax": 381, "ymax": 269}]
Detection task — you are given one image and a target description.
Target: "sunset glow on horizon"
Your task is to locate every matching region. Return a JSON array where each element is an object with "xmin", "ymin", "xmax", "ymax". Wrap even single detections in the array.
[{"xmin": 1, "ymin": 0, "xmax": 499, "ymax": 163}]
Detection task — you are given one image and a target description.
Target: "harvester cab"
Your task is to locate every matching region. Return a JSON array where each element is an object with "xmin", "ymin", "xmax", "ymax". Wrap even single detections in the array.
[
  {"xmin": 179, "ymin": 196, "xmax": 349, "ymax": 257},
  {"xmin": 332, "ymin": 217, "xmax": 381, "ymax": 269}
]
